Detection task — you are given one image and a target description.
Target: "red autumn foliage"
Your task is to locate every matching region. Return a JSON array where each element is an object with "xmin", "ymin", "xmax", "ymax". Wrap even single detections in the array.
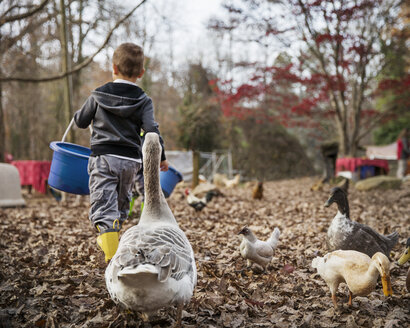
[
  {"xmin": 210, "ymin": 0, "xmax": 406, "ymax": 156},
  {"xmin": 377, "ymin": 75, "xmax": 410, "ymax": 94},
  {"xmin": 315, "ymin": 34, "xmax": 344, "ymax": 44}
]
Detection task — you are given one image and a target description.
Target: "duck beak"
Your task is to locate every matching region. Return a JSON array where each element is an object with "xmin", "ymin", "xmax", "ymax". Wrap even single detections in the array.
[
  {"xmin": 381, "ymin": 274, "xmax": 393, "ymax": 297},
  {"xmin": 398, "ymin": 247, "xmax": 410, "ymax": 265}
]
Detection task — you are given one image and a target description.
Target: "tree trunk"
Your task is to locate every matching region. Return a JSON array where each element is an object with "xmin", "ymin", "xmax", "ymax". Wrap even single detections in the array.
[
  {"xmin": 0, "ymin": 80, "xmax": 5, "ymax": 162},
  {"xmin": 0, "ymin": 27, "xmax": 4, "ymax": 162}
]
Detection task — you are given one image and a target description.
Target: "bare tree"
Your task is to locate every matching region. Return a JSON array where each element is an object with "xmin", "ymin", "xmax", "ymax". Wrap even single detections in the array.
[{"xmin": 0, "ymin": 0, "xmax": 147, "ymax": 161}]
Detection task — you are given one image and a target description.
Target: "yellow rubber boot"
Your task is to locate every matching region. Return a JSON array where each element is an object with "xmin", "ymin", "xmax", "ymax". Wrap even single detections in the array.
[
  {"xmin": 97, "ymin": 231, "xmax": 119, "ymax": 262},
  {"xmin": 96, "ymin": 220, "xmax": 120, "ymax": 262}
]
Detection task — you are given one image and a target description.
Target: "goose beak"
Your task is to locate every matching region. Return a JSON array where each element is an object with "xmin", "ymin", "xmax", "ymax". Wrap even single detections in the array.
[
  {"xmin": 324, "ymin": 199, "xmax": 331, "ymax": 207},
  {"xmin": 381, "ymin": 274, "xmax": 393, "ymax": 296},
  {"xmin": 398, "ymin": 247, "xmax": 410, "ymax": 265}
]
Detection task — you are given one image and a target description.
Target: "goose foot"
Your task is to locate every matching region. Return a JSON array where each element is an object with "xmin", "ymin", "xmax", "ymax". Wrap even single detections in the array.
[{"xmin": 175, "ymin": 303, "xmax": 183, "ymax": 328}]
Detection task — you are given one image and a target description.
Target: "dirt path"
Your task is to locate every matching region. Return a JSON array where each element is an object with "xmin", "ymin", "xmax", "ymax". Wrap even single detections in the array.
[{"xmin": 0, "ymin": 177, "xmax": 409, "ymax": 327}]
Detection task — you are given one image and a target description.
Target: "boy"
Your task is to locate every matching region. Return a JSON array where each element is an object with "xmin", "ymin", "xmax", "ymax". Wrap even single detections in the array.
[{"xmin": 74, "ymin": 43, "xmax": 168, "ymax": 262}]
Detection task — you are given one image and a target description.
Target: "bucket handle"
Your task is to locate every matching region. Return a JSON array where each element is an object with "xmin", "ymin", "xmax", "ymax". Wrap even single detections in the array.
[{"xmin": 61, "ymin": 118, "xmax": 93, "ymax": 142}]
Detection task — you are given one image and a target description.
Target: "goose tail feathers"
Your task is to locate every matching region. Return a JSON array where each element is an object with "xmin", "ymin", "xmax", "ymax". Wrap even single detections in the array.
[{"xmin": 117, "ymin": 264, "xmax": 159, "ymax": 278}]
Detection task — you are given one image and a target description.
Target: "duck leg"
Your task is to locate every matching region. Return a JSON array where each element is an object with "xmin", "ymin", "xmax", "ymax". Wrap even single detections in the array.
[
  {"xmin": 174, "ymin": 303, "xmax": 183, "ymax": 328},
  {"xmin": 253, "ymin": 263, "xmax": 265, "ymax": 273},
  {"xmin": 331, "ymin": 293, "xmax": 338, "ymax": 308},
  {"xmin": 140, "ymin": 312, "xmax": 150, "ymax": 322},
  {"xmin": 347, "ymin": 290, "xmax": 353, "ymax": 306}
]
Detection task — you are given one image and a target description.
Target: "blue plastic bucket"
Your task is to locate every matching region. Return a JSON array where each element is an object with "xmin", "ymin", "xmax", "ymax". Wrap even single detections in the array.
[
  {"xmin": 160, "ymin": 166, "xmax": 183, "ymax": 198},
  {"xmin": 48, "ymin": 142, "xmax": 91, "ymax": 195}
]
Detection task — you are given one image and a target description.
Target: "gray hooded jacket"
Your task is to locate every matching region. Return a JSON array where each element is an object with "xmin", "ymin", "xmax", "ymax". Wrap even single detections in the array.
[{"xmin": 74, "ymin": 82, "xmax": 165, "ymax": 161}]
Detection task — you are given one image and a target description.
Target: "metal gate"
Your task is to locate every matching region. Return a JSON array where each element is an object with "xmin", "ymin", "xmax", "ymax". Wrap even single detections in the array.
[{"xmin": 199, "ymin": 150, "xmax": 233, "ymax": 181}]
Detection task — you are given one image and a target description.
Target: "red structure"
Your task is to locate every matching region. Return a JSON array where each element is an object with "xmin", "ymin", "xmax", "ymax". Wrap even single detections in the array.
[
  {"xmin": 336, "ymin": 158, "xmax": 389, "ymax": 179},
  {"xmin": 11, "ymin": 160, "xmax": 51, "ymax": 194}
]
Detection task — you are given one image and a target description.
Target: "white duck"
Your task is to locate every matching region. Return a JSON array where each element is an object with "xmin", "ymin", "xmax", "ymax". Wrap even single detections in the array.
[
  {"xmin": 105, "ymin": 133, "xmax": 197, "ymax": 326},
  {"xmin": 238, "ymin": 226, "xmax": 280, "ymax": 270},
  {"xmin": 312, "ymin": 250, "xmax": 393, "ymax": 308}
]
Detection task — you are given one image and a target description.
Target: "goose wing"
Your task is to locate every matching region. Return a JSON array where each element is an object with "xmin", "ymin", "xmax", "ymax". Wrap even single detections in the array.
[{"xmin": 113, "ymin": 225, "xmax": 196, "ymax": 283}]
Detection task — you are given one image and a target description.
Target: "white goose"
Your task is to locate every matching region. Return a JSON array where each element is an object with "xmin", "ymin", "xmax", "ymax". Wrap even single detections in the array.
[{"xmin": 105, "ymin": 133, "xmax": 197, "ymax": 326}]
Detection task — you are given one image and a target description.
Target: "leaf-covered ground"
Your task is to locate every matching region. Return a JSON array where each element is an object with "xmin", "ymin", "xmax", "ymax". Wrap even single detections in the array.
[{"xmin": 0, "ymin": 177, "xmax": 409, "ymax": 328}]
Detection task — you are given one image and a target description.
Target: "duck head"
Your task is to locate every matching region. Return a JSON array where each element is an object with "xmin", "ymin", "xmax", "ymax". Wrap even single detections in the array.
[
  {"xmin": 324, "ymin": 187, "xmax": 350, "ymax": 218},
  {"xmin": 398, "ymin": 238, "xmax": 410, "ymax": 265},
  {"xmin": 238, "ymin": 226, "xmax": 256, "ymax": 242},
  {"xmin": 238, "ymin": 226, "xmax": 251, "ymax": 236},
  {"xmin": 372, "ymin": 252, "xmax": 393, "ymax": 296}
]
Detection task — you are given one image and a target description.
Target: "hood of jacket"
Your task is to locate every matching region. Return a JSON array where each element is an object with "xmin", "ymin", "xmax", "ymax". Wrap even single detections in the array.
[{"xmin": 91, "ymin": 82, "xmax": 148, "ymax": 118}]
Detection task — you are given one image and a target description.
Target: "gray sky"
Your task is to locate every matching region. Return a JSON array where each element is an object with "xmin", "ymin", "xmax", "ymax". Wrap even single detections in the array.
[
  {"xmin": 150, "ymin": 0, "xmax": 224, "ymax": 68},
  {"xmin": 96, "ymin": 0, "xmax": 224, "ymax": 71}
]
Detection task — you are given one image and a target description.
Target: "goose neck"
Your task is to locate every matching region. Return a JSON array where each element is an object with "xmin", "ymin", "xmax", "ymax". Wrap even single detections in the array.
[{"xmin": 140, "ymin": 134, "xmax": 176, "ymax": 224}]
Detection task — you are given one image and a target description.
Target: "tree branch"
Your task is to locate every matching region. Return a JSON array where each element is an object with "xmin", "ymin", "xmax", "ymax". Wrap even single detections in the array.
[
  {"xmin": 356, "ymin": 109, "xmax": 395, "ymax": 143},
  {"xmin": 0, "ymin": 0, "xmax": 148, "ymax": 83},
  {"xmin": 297, "ymin": 1, "xmax": 344, "ymax": 125},
  {"xmin": 0, "ymin": 0, "xmax": 50, "ymax": 26},
  {"xmin": 1, "ymin": 13, "xmax": 56, "ymax": 52}
]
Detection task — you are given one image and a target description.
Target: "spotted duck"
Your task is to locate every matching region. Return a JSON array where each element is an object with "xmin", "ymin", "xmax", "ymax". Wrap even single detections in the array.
[{"xmin": 324, "ymin": 187, "xmax": 399, "ymax": 259}]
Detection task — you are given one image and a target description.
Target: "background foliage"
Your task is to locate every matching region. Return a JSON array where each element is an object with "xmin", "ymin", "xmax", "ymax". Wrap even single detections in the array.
[{"xmin": 0, "ymin": 0, "xmax": 408, "ymax": 178}]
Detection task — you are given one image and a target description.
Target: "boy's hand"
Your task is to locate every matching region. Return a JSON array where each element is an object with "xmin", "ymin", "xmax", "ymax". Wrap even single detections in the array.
[{"xmin": 160, "ymin": 160, "xmax": 169, "ymax": 172}]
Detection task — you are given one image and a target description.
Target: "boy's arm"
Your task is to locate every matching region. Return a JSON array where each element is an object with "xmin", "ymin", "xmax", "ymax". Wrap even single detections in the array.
[
  {"xmin": 74, "ymin": 96, "xmax": 97, "ymax": 129},
  {"xmin": 160, "ymin": 160, "xmax": 169, "ymax": 172},
  {"xmin": 141, "ymin": 98, "xmax": 166, "ymax": 161}
]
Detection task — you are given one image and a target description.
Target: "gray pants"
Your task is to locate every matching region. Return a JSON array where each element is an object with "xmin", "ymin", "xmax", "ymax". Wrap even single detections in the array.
[
  {"xmin": 132, "ymin": 166, "xmax": 145, "ymax": 201},
  {"xmin": 88, "ymin": 155, "xmax": 141, "ymax": 230}
]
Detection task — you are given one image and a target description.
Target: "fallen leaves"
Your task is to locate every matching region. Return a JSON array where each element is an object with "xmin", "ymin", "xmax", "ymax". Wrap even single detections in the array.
[{"xmin": 0, "ymin": 177, "xmax": 409, "ymax": 327}]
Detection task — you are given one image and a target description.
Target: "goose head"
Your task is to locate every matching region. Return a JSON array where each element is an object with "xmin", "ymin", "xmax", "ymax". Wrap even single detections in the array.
[
  {"xmin": 398, "ymin": 238, "xmax": 410, "ymax": 265},
  {"xmin": 324, "ymin": 187, "xmax": 350, "ymax": 218},
  {"xmin": 372, "ymin": 252, "xmax": 393, "ymax": 296}
]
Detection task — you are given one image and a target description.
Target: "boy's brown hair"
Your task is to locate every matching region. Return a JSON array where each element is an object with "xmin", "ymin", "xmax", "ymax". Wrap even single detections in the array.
[{"xmin": 113, "ymin": 43, "xmax": 144, "ymax": 78}]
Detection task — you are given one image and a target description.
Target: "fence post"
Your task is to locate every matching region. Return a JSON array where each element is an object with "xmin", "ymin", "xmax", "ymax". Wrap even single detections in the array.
[
  {"xmin": 228, "ymin": 150, "xmax": 233, "ymax": 178},
  {"xmin": 192, "ymin": 150, "xmax": 199, "ymax": 188}
]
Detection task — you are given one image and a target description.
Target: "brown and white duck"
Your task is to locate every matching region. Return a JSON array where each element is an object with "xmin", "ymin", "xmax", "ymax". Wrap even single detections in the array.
[{"xmin": 325, "ymin": 187, "xmax": 399, "ymax": 259}]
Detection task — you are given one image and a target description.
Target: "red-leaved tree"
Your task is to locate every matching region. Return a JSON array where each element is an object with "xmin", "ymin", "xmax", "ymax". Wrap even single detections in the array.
[{"xmin": 209, "ymin": 0, "xmax": 408, "ymax": 157}]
